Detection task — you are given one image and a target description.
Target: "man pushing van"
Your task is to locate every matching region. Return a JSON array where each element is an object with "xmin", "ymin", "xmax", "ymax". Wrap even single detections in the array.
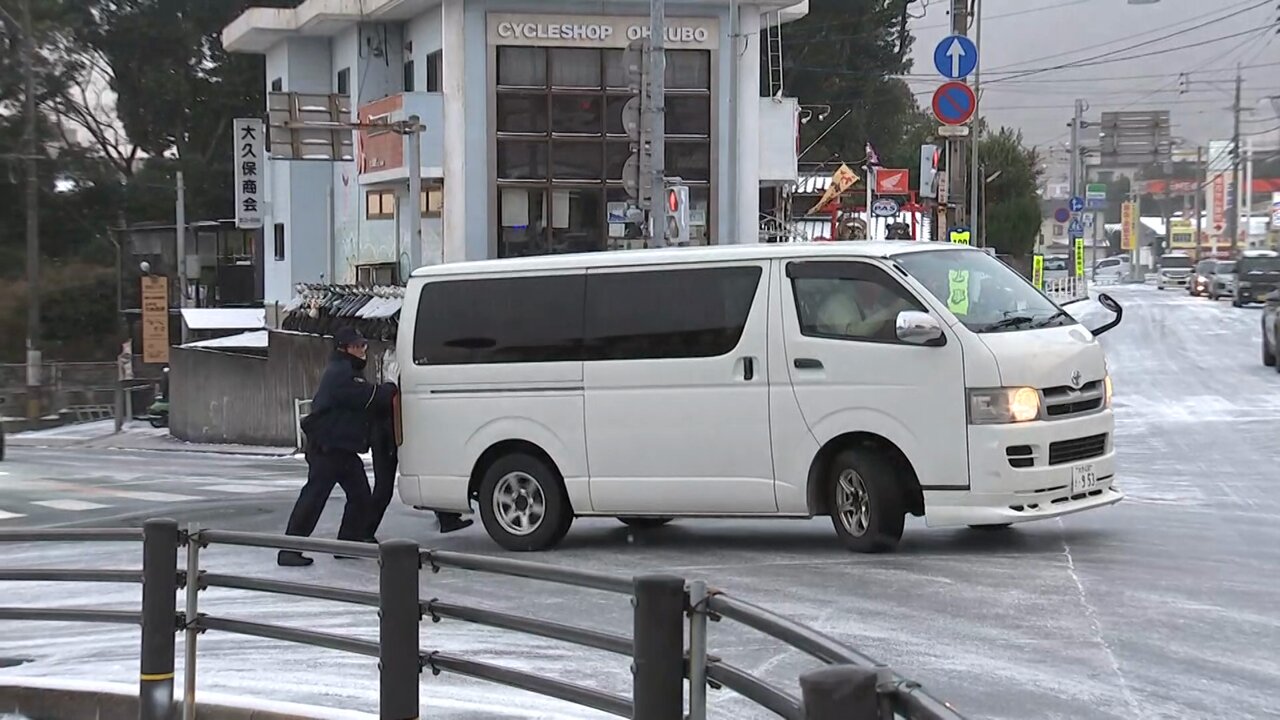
[{"xmin": 279, "ymin": 328, "xmax": 396, "ymax": 567}]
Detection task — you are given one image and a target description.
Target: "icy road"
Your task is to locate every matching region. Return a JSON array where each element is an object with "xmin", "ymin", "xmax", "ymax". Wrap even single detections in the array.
[{"xmin": 1, "ymin": 284, "xmax": 1278, "ymax": 719}]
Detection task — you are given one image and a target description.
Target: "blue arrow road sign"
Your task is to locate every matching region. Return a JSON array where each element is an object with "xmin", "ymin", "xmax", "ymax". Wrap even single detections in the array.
[
  {"xmin": 933, "ymin": 35, "xmax": 978, "ymax": 80},
  {"xmin": 1069, "ymin": 196, "xmax": 1085, "ymax": 213}
]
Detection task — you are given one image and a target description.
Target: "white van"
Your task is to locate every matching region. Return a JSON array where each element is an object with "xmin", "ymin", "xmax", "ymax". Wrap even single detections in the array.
[{"xmin": 396, "ymin": 243, "xmax": 1123, "ymax": 553}]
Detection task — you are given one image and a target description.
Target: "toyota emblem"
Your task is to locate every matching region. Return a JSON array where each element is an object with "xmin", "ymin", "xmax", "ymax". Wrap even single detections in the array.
[{"xmin": 1070, "ymin": 370, "xmax": 1083, "ymax": 388}]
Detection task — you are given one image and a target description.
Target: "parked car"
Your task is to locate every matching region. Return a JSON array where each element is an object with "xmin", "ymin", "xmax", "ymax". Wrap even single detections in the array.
[
  {"xmin": 1043, "ymin": 255, "xmax": 1070, "ymax": 282},
  {"xmin": 1156, "ymin": 253, "xmax": 1194, "ymax": 290},
  {"xmin": 1093, "ymin": 256, "xmax": 1130, "ymax": 284},
  {"xmin": 1233, "ymin": 250, "xmax": 1280, "ymax": 307},
  {"xmin": 1189, "ymin": 259, "xmax": 1217, "ymax": 297},
  {"xmin": 1264, "ymin": 290, "xmax": 1280, "ymax": 371},
  {"xmin": 1206, "ymin": 260, "xmax": 1237, "ymax": 301}
]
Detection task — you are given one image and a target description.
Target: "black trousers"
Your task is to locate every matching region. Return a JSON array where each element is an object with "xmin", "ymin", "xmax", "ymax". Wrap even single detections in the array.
[
  {"xmin": 368, "ymin": 439, "xmax": 397, "ymax": 539},
  {"xmin": 285, "ymin": 449, "xmax": 372, "ymax": 542}
]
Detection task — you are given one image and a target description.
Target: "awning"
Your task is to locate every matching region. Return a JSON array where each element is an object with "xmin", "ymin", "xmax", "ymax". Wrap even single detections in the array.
[
  {"xmin": 180, "ymin": 308, "xmax": 266, "ymax": 331},
  {"xmin": 184, "ymin": 330, "xmax": 269, "ymax": 349}
]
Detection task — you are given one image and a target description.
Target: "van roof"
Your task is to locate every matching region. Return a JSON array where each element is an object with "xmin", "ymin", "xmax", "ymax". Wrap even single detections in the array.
[{"xmin": 410, "ymin": 241, "xmax": 967, "ymax": 278}]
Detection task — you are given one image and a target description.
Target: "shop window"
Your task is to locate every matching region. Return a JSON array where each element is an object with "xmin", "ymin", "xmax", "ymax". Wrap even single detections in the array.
[
  {"xmin": 366, "ymin": 189, "xmax": 396, "ymax": 220},
  {"xmin": 550, "ymin": 94, "xmax": 603, "ymax": 135},
  {"xmin": 497, "ymin": 94, "xmax": 548, "ymax": 134},
  {"xmin": 337, "ymin": 67, "xmax": 350, "ymax": 96},
  {"xmin": 497, "ymin": 141, "xmax": 548, "ymax": 181},
  {"xmin": 497, "ymin": 47, "xmax": 546, "ymax": 87},
  {"xmin": 495, "ymin": 45, "xmax": 712, "ymax": 257},
  {"xmin": 551, "ymin": 141, "xmax": 603, "ymax": 180},
  {"xmin": 270, "ymin": 77, "xmax": 283, "ymax": 92},
  {"xmin": 273, "ymin": 223, "xmax": 285, "ymax": 261},
  {"xmin": 356, "ymin": 263, "xmax": 398, "ymax": 286},
  {"xmin": 403, "ymin": 60, "xmax": 415, "ymax": 92},
  {"xmin": 420, "ymin": 186, "xmax": 443, "ymax": 217},
  {"xmin": 550, "ymin": 48, "xmax": 602, "ymax": 88},
  {"xmin": 426, "ymin": 50, "xmax": 442, "ymax": 92}
]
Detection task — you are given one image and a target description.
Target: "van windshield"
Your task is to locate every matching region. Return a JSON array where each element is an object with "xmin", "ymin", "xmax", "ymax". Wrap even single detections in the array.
[
  {"xmin": 894, "ymin": 249, "xmax": 1076, "ymax": 334},
  {"xmin": 1238, "ymin": 256, "xmax": 1280, "ymax": 274},
  {"xmin": 1161, "ymin": 255, "xmax": 1193, "ymax": 269}
]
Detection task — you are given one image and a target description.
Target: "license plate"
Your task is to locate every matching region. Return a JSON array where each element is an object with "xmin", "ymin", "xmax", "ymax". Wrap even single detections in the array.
[{"xmin": 1072, "ymin": 463, "xmax": 1099, "ymax": 494}]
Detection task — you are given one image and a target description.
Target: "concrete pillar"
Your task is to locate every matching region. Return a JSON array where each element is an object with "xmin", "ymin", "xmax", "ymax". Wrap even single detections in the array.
[
  {"xmin": 735, "ymin": 7, "xmax": 762, "ymax": 245},
  {"xmin": 441, "ymin": 0, "xmax": 468, "ymax": 263}
]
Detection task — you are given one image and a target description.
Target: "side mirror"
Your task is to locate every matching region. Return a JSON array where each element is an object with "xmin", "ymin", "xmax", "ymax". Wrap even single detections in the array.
[
  {"xmin": 896, "ymin": 311, "xmax": 946, "ymax": 346},
  {"xmin": 1091, "ymin": 293, "xmax": 1124, "ymax": 336}
]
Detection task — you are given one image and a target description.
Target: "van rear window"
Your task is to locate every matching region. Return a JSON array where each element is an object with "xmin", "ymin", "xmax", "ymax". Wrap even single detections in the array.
[{"xmin": 413, "ymin": 265, "xmax": 762, "ymax": 365}]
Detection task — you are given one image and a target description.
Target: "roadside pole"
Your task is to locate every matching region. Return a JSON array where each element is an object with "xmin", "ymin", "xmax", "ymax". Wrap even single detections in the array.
[
  {"xmin": 176, "ymin": 170, "xmax": 188, "ymax": 344},
  {"xmin": 1194, "ymin": 146, "xmax": 1204, "ymax": 258},
  {"xmin": 405, "ymin": 116, "xmax": 424, "ymax": 270},
  {"xmin": 967, "ymin": 0, "xmax": 982, "ymax": 246},
  {"xmin": 647, "ymin": 0, "xmax": 667, "ymax": 247},
  {"xmin": 947, "ymin": 0, "xmax": 970, "ymax": 231}
]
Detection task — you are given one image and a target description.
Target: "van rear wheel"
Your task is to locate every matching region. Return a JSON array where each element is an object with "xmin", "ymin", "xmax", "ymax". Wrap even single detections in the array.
[
  {"xmin": 827, "ymin": 449, "xmax": 905, "ymax": 553},
  {"xmin": 478, "ymin": 453, "xmax": 573, "ymax": 552}
]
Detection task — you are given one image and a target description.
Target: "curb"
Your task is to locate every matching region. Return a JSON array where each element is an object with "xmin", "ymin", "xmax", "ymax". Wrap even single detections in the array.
[{"xmin": 7, "ymin": 436, "xmax": 296, "ymax": 458}]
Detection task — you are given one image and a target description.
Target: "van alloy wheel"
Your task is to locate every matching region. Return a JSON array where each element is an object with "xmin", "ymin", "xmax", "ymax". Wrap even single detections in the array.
[
  {"xmin": 492, "ymin": 472, "xmax": 545, "ymax": 537},
  {"xmin": 835, "ymin": 469, "xmax": 871, "ymax": 537}
]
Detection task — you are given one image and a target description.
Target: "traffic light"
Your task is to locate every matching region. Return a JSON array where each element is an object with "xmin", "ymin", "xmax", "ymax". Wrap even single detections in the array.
[
  {"xmin": 665, "ymin": 185, "xmax": 690, "ymax": 245},
  {"xmin": 919, "ymin": 144, "xmax": 940, "ymax": 198}
]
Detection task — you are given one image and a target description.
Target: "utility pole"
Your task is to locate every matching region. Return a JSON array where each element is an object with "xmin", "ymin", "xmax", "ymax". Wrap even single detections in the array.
[
  {"xmin": 1244, "ymin": 136, "xmax": 1253, "ymax": 248},
  {"xmin": 967, "ymin": 0, "xmax": 983, "ymax": 246},
  {"xmin": 948, "ymin": 0, "xmax": 969, "ymax": 231},
  {"xmin": 1193, "ymin": 146, "xmax": 1204, "ymax": 255},
  {"xmin": 1069, "ymin": 99, "xmax": 1083, "ymax": 202},
  {"xmin": 405, "ymin": 115, "xmax": 424, "ymax": 268},
  {"xmin": 20, "ymin": 0, "xmax": 41, "ymax": 419},
  {"xmin": 1227, "ymin": 64, "xmax": 1242, "ymax": 252},
  {"xmin": 647, "ymin": 0, "xmax": 667, "ymax": 247},
  {"xmin": 176, "ymin": 170, "xmax": 188, "ymax": 343}
]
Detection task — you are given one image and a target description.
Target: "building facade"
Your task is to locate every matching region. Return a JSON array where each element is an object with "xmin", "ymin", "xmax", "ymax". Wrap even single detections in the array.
[{"xmin": 223, "ymin": 0, "xmax": 806, "ymax": 304}]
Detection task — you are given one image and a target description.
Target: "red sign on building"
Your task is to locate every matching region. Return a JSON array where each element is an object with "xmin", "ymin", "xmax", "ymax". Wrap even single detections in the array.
[
  {"xmin": 1210, "ymin": 174, "xmax": 1226, "ymax": 233},
  {"xmin": 875, "ymin": 168, "xmax": 910, "ymax": 195},
  {"xmin": 357, "ymin": 94, "xmax": 404, "ymax": 174}
]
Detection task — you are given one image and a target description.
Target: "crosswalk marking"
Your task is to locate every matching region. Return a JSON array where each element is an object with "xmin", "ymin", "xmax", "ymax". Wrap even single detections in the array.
[
  {"xmin": 0, "ymin": 509, "xmax": 25, "ymax": 521},
  {"xmin": 197, "ymin": 483, "xmax": 287, "ymax": 495},
  {"xmin": 108, "ymin": 491, "xmax": 203, "ymax": 503},
  {"xmin": 32, "ymin": 499, "xmax": 111, "ymax": 511}
]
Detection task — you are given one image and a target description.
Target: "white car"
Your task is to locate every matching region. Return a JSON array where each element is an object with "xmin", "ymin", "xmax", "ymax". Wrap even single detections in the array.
[
  {"xmin": 1156, "ymin": 254, "xmax": 1194, "ymax": 289},
  {"xmin": 397, "ymin": 243, "xmax": 1123, "ymax": 553},
  {"xmin": 1092, "ymin": 256, "xmax": 1130, "ymax": 284}
]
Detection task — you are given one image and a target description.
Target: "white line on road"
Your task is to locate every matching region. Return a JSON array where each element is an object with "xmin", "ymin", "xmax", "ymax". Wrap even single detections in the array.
[
  {"xmin": 108, "ymin": 491, "xmax": 204, "ymax": 503},
  {"xmin": 198, "ymin": 484, "xmax": 289, "ymax": 495},
  {"xmin": 0, "ymin": 509, "xmax": 25, "ymax": 521},
  {"xmin": 32, "ymin": 499, "xmax": 111, "ymax": 511}
]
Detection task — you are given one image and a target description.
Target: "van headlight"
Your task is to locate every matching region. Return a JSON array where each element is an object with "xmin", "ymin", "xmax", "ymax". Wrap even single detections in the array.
[
  {"xmin": 968, "ymin": 387, "xmax": 1041, "ymax": 424},
  {"xmin": 1104, "ymin": 375, "xmax": 1113, "ymax": 408}
]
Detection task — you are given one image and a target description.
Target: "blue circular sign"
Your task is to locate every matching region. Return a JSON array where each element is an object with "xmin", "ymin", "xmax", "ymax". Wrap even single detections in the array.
[
  {"xmin": 1069, "ymin": 196, "xmax": 1085, "ymax": 213},
  {"xmin": 932, "ymin": 82, "xmax": 976, "ymax": 125},
  {"xmin": 1054, "ymin": 208, "xmax": 1071, "ymax": 223},
  {"xmin": 933, "ymin": 35, "xmax": 979, "ymax": 80}
]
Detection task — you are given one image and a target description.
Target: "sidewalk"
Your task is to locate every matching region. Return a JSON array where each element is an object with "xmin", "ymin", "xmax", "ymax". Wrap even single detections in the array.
[{"xmin": 8, "ymin": 419, "xmax": 297, "ymax": 457}]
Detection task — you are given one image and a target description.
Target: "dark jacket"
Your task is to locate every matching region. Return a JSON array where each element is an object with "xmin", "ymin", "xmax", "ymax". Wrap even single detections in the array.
[{"xmin": 301, "ymin": 351, "xmax": 394, "ymax": 454}]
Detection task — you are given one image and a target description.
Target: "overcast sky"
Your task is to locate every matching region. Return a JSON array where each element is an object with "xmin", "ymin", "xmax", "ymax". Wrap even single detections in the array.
[{"xmin": 905, "ymin": 0, "xmax": 1280, "ymax": 158}]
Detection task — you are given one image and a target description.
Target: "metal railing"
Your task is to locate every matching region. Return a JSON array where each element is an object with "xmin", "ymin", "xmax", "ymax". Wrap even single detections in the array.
[{"xmin": 0, "ymin": 520, "xmax": 966, "ymax": 720}]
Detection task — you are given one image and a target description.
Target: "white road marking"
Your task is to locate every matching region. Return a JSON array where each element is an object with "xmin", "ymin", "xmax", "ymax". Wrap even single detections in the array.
[
  {"xmin": 198, "ymin": 483, "xmax": 287, "ymax": 495},
  {"xmin": 0, "ymin": 509, "xmax": 25, "ymax": 521},
  {"xmin": 108, "ymin": 491, "xmax": 203, "ymax": 503},
  {"xmin": 32, "ymin": 499, "xmax": 111, "ymax": 511}
]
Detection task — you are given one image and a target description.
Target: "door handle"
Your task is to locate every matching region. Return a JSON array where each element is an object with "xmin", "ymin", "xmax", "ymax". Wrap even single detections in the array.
[
  {"xmin": 794, "ymin": 358, "xmax": 823, "ymax": 370},
  {"xmin": 743, "ymin": 357, "xmax": 755, "ymax": 381}
]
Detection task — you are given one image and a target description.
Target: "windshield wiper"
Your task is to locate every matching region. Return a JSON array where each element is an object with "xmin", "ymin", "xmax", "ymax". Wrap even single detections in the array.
[
  {"xmin": 1031, "ymin": 309, "xmax": 1075, "ymax": 328},
  {"xmin": 980, "ymin": 315, "xmax": 1037, "ymax": 332}
]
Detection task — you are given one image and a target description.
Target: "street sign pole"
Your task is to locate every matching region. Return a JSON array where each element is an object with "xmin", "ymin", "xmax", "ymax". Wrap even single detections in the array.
[
  {"xmin": 967, "ymin": 0, "xmax": 982, "ymax": 247},
  {"xmin": 647, "ymin": 0, "xmax": 667, "ymax": 247}
]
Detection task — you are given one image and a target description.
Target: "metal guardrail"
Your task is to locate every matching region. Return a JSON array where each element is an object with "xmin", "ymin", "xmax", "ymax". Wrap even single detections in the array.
[{"xmin": 0, "ymin": 519, "xmax": 967, "ymax": 720}]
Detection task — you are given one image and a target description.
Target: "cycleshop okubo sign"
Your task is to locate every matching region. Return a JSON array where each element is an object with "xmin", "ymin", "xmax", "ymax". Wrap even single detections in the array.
[{"xmin": 488, "ymin": 14, "xmax": 719, "ymax": 49}]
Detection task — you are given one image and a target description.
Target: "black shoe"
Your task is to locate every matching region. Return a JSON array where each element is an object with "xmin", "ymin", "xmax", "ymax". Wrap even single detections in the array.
[
  {"xmin": 277, "ymin": 551, "xmax": 314, "ymax": 567},
  {"xmin": 438, "ymin": 515, "xmax": 474, "ymax": 534},
  {"xmin": 333, "ymin": 537, "xmax": 375, "ymax": 560}
]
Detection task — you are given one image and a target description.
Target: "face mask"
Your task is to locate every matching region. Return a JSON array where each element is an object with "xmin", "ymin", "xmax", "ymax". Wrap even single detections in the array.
[{"xmin": 350, "ymin": 355, "xmax": 368, "ymax": 372}]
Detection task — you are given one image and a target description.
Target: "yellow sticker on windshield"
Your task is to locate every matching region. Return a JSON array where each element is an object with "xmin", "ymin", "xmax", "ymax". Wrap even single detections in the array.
[{"xmin": 948, "ymin": 270, "xmax": 970, "ymax": 316}]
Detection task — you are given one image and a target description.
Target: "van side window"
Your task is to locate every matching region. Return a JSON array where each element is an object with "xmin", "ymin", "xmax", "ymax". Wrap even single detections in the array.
[
  {"xmin": 788, "ymin": 261, "xmax": 924, "ymax": 343},
  {"xmin": 413, "ymin": 275, "xmax": 585, "ymax": 364},
  {"xmin": 585, "ymin": 266, "xmax": 761, "ymax": 360}
]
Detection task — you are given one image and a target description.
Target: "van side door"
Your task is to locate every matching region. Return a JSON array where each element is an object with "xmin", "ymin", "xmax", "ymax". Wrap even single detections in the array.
[
  {"xmin": 779, "ymin": 259, "xmax": 969, "ymax": 492},
  {"xmin": 583, "ymin": 262, "xmax": 776, "ymax": 514}
]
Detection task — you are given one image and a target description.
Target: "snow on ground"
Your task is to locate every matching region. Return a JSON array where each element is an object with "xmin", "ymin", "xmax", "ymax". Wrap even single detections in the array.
[{"xmin": 1, "ymin": 285, "xmax": 1279, "ymax": 719}]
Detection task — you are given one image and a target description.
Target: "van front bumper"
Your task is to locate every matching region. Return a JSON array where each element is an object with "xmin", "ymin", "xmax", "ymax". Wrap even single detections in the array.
[{"xmin": 923, "ymin": 410, "xmax": 1122, "ymax": 528}]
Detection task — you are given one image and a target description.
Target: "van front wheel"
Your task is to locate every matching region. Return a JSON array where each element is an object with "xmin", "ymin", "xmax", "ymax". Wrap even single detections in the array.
[
  {"xmin": 828, "ymin": 450, "xmax": 905, "ymax": 553},
  {"xmin": 478, "ymin": 453, "xmax": 573, "ymax": 552}
]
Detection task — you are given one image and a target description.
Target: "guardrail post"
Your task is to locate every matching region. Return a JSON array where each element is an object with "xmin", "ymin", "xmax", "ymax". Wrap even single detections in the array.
[
  {"xmin": 800, "ymin": 665, "xmax": 880, "ymax": 720},
  {"xmin": 140, "ymin": 518, "xmax": 179, "ymax": 720},
  {"xmin": 379, "ymin": 540, "xmax": 420, "ymax": 720},
  {"xmin": 181, "ymin": 524, "xmax": 201, "ymax": 720},
  {"xmin": 687, "ymin": 580, "xmax": 708, "ymax": 720},
  {"xmin": 632, "ymin": 574, "xmax": 685, "ymax": 720}
]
